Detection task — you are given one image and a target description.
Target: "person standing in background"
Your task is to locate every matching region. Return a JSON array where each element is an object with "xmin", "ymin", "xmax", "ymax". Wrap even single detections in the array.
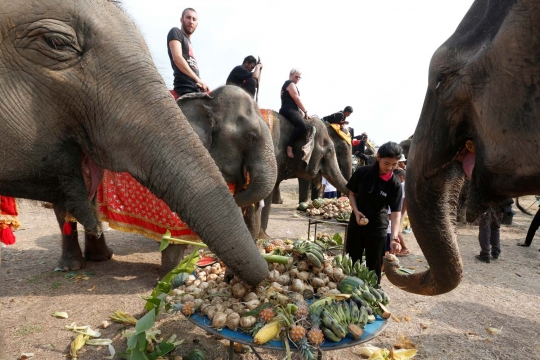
[{"xmin": 322, "ymin": 176, "xmax": 337, "ymax": 199}]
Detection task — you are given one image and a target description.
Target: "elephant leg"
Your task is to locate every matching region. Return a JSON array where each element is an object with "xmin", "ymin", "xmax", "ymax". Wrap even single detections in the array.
[
  {"xmin": 161, "ymin": 244, "xmax": 187, "ymax": 274},
  {"xmin": 243, "ymin": 203, "xmax": 262, "ymax": 240},
  {"xmin": 53, "ymin": 204, "xmax": 85, "ymax": 271},
  {"xmin": 272, "ymin": 183, "xmax": 283, "ymax": 204},
  {"xmin": 298, "ymin": 178, "xmax": 311, "ymax": 203},
  {"xmin": 310, "ymin": 181, "xmax": 322, "ymax": 201},
  {"xmin": 259, "ymin": 191, "xmax": 273, "ymax": 239},
  {"xmin": 84, "ymin": 231, "xmax": 113, "ymax": 262}
]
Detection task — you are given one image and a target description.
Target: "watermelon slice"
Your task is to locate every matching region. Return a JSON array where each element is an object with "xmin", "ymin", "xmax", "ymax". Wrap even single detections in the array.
[{"xmin": 196, "ymin": 256, "xmax": 217, "ymax": 267}]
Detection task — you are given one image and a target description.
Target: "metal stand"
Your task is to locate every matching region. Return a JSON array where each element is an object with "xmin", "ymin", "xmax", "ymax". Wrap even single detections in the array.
[{"xmin": 307, "ymin": 217, "xmax": 349, "ymax": 255}]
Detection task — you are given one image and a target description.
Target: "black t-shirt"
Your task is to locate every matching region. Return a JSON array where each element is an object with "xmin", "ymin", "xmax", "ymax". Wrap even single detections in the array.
[
  {"xmin": 167, "ymin": 27, "xmax": 200, "ymax": 96},
  {"xmin": 280, "ymin": 80, "xmax": 299, "ymax": 111},
  {"xmin": 226, "ymin": 65, "xmax": 253, "ymax": 86},
  {"xmin": 346, "ymin": 165, "xmax": 402, "ymax": 236},
  {"xmin": 323, "ymin": 111, "xmax": 345, "ymax": 124}
]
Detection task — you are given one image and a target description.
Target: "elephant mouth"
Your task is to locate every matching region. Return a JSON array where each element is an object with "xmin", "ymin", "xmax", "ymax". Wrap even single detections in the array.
[{"xmin": 82, "ymin": 153, "xmax": 104, "ymax": 200}]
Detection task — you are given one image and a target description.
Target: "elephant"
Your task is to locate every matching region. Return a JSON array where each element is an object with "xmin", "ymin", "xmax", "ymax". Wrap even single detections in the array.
[
  {"xmin": 384, "ymin": 0, "xmax": 540, "ymax": 295},
  {"xmin": 56, "ymin": 86, "xmax": 277, "ymax": 271},
  {"xmin": 296, "ymin": 122, "xmax": 352, "ymax": 203},
  {"xmin": 398, "ymin": 139, "xmax": 412, "ymax": 159},
  {"xmin": 0, "ymin": 0, "xmax": 268, "ymax": 285},
  {"xmin": 260, "ymin": 111, "xmax": 349, "ymax": 238}
]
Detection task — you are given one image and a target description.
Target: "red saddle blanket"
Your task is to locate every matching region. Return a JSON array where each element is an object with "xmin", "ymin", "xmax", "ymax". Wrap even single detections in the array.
[{"xmin": 0, "ymin": 196, "xmax": 19, "ymax": 245}]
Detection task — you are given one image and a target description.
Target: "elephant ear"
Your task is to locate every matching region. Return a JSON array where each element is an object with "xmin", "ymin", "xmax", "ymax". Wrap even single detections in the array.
[{"xmin": 189, "ymin": 103, "xmax": 216, "ymax": 149}]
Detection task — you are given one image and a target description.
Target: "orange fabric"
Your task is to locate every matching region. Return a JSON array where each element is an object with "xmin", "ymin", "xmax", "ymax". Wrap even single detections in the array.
[
  {"xmin": 329, "ymin": 123, "xmax": 351, "ymax": 145},
  {"xmin": 97, "ymin": 171, "xmax": 238, "ymax": 243},
  {"xmin": 0, "ymin": 196, "xmax": 19, "ymax": 245},
  {"xmin": 259, "ymin": 109, "xmax": 274, "ymax": 132}
]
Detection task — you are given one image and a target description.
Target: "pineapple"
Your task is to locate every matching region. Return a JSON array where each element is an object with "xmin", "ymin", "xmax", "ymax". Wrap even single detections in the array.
[
  {"xmin": 296, "ymin": 337, "xmax": 316, "ymax": 360},
  {"xmin": 290, "ymin": 325, "xmax": 307, "ymax": 342},
  {"xmin": 307, "ymin": 308, "xmax": 324, "ymax": 346},
  {"xmin": 265, "ymin": 243, "xmax": 276, "ymax": 253},
  {"xmin": 272, "ymin": 239, "xmax": 285, "ymax": 247},
  {"xmin": 181, "ymin": 302, "xmax": 194, "ymax": 317},
  {"xmin": 259, "ymin": 307, "xmax": 275, "ymax": 323},
  {"xmin": 295, "ymin": 302, "xmax": 309, "ymax": 320}
]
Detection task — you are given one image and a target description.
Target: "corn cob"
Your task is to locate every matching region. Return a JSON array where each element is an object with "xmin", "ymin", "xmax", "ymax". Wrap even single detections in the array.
[
  {"xmin": 110, "ymin": 310, "xmax": 137, "ymax": 325},
  {"xmin": 253, "ymin": 320, "xmax": 281, "ymax": 344},
  {"xmin": 70, "ymin": 333, "xmax": 89, "ymax": 359}
]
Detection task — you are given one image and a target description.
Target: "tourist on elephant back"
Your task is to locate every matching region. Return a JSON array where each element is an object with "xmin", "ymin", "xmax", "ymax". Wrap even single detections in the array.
[
  {"xmin": 167, "ymin": 8, "xmax": 209, "ymax": 98},
  {"xmin": 346, "ymin": 142, "xmax": 403, "ymax": 284},
  {"xmin": 226, "ymin": 55, "xmax": 263, "ymax": 98},
  {"xmin": 353, "ymin": 133, "xmax": 369, "ymax": 162},
  {"xmin": 322, "ymin": 106, "xmax": 353, "ymax": 128},
  {"xmin": 279, "ymin": 68, "xmax": 310, "ymax": 159}
]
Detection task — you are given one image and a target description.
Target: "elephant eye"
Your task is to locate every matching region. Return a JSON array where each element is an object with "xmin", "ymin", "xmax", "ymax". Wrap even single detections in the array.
[
  {"xmin": 44, "ymin": 35, "xmax": 77, "ymax": 52},
  {"xmin": 435, "ymin": 73, "xmax": 447, "ymax": 90}
]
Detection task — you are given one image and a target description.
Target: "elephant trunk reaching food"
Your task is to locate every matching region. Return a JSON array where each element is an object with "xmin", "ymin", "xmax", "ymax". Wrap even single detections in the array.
[
  {"xmin": 99, "ymin": 87, "xmax": 268, "ymax": 285},
  {"xmin": 385, "ymin": 0, "xmax": 540, "ymax": 295}
]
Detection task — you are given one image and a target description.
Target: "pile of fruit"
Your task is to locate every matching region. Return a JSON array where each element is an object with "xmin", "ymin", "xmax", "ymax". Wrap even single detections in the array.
[
  {"xmin": 170, "ymin": 240, "xmax": 391, "ymax": 360},
  {"xmin": 297, "ymin": 197, "xmax": 352, "ymax": 222}
]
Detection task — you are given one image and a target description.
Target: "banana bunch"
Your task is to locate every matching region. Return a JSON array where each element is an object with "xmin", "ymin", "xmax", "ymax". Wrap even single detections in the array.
[
  {"xmin": 353, "ymin": 260, "xmax": 379, "ymax": 287},
  {"xmin": 351, "ymin": 285, "xmax": 391, "ymax": 320},
  {"xmin": 319, "ymin": 300, "xmax": 367, "ymax": 342},
  {"xmin": 333, "ymin": 253, "xmax": 354, "ymax": 275},
  {"xmin": 293, "ymin": 240, "xmax": 325, "ymax": 267}
]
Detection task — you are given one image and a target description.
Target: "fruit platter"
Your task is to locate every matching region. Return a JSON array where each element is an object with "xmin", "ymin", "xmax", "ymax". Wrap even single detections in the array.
[
  {"xmin": 297, "ymin": 197, "xmax": 352, "ymax": 223},
  {"xmin": 169, "ymin": 239, "xmax": 391, "ymax": 359}
]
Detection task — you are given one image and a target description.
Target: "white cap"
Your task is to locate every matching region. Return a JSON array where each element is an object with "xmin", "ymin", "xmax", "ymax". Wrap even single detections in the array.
[{"xmin": 398, "ymin": 154, "xmax": 406, "ymax": 162}]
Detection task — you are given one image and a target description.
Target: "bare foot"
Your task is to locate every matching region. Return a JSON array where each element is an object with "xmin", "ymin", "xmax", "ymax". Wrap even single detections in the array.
[{"xmin": 286, "ymin": 146, "xmax": 294, "ymax": 159}]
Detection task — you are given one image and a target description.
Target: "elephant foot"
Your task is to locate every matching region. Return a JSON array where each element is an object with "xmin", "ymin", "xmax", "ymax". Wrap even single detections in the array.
[
  {"xmin": 161, "ymin": 244, "xmax": 187, "ymax": 275},
  {"xmin": 272, "ymin": 198, "xmax": 284, "ymax": 205},
  {"xmin": 84, "ymin": 232, "xmax": 113, "ymax": 261},
  {"xmin": 60, "ymin": 227, "xmax": 85, "ymax": 271},
  {"xmin": 257, "ymin": 229, "xmax": 271, "ymax": 240}
]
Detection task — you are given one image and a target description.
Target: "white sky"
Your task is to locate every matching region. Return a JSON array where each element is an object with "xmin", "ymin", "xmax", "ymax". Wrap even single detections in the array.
[{"xmin": 122, "ymin": 0, "xmax": 474, "ymax": 145}]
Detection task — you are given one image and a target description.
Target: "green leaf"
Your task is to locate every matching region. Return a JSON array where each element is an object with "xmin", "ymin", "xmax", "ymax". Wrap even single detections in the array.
[
  {"xmin": 333, "ymin": 232, "xmax": 343, "ymax": 245},
  {"xmin": 156, "ymin": 342, "xmax": 175, "ymax": 356},
  {"xmin": 137, "ymin": 332, "xmax": 147, "ymax": 351},
  {"xmin": 242, "ymin": 302, "xmax": 271, "ymax": 317},
  {"xmin": 159, "ymin": 238, "xmax": 169, "ymax": 252},
  {"xmin": 126, "ymin": 334, "xmax": 138, "ymax": 351},
  {"xmin": 145, "ymin": 247, "xmax": 199, "ymax": 311},
  {"xmin": 135, "ymin": 310, "xmax": 156, "ymax": 334}
]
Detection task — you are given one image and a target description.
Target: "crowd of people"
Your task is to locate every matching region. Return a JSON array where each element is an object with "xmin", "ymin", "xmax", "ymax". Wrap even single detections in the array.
[{"xmin": 166, "ymin": 8, "xmax": 539, "ymax": 283}]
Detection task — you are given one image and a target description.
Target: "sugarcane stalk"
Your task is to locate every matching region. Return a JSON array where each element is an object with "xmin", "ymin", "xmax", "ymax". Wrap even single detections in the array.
[{"xmin": 162, "ymin": 234, "xmax": 291, "ymax": 264}]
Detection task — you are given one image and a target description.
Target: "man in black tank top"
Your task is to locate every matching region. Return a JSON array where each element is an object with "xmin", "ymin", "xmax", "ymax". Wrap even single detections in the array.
[
  {"xmin": 167, "ymin": 8, "xmax": 209, "ymax": 97},
  {"xmin": 279, "ymin": 68, "xmax": 310, "ymax": 159}
]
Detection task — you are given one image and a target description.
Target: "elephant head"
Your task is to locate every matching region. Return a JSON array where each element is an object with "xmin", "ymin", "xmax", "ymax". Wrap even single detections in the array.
[
  {"xmin": 177, "ymin": 86, "xmax": 277, "ymax": 208},
  {"xmin": 385, "ymin": 0, "xmax": 540, "ymax": 295},
  {"xmin": 0, "ymin": 0, "xmax": 267, "ymax": 285},
  {"xmin": 305, "ymin": 118, "xmax": 349, "ymax": 194}
]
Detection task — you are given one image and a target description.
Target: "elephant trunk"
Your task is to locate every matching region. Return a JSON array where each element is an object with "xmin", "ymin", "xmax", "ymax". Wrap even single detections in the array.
[
  {"xmin": 384, "ymin": 159, "xmax": 465, "ymax": 295},
  {"xmin": 234, "ymin": 124, "xmax": 277, "ymax": 207},
  {"xmin": 95, "ymin": 88, "xmax": 268, "ymax": 286},
  {"xmin": 322, "ymin": 155, "xmax": 349, "ymax": 195}
]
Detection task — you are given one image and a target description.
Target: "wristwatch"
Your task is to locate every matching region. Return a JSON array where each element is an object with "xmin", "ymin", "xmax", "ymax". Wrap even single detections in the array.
[{"xmin": 392, "ymin": 235, "xmax": 398, "ymax": 241}]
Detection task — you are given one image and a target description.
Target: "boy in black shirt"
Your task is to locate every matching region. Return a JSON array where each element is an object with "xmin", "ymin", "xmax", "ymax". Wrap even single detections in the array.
[
  {"xmin": 322, "ymin": 106, "xmax": 353, "ymax": 127},
  {"xmin": 346, "ymin": 142, "xmax": 403, "ymax": 284},
  {"xmin": 226, "ymin": 56, "xmax": 263, "ymax": 98}
]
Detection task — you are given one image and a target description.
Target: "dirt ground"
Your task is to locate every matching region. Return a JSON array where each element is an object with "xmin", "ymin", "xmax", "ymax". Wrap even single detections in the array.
[{"xmin": 1, "ymin": 179, "xmax": 539, "ymax": 360}]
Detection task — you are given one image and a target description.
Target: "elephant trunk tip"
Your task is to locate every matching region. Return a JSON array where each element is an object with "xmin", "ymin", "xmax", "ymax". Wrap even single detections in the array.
[{"xmin": 383, "ymin": 254, "xmax": 463, "ymax": 296}]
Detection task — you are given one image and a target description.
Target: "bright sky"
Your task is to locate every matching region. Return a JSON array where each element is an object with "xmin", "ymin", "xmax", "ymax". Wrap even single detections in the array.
[{"xmin": 122, "ymin": 0, "xmax": 474, "ymax": 146}]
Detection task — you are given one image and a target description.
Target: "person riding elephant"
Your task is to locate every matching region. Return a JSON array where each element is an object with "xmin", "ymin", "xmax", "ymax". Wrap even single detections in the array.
[
  {"xmin": 258, "ymin": 110, "xmax": 349, "ymax": 238},
  {"xmin": 384, "ymin": 0, "xmax": 540, "ymax": 295},
  {"xmin": 0, "ymin": 0, "xmax": 268, "ymax": 286},
  {"xmin": 56, "ymin": 86, "xmax": 277, "ymax": 271}
]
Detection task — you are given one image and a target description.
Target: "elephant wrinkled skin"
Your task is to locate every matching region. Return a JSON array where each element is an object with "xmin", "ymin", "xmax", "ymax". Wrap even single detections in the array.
[
  {"xmin": 385, "ymin": 0, "xmax": 540, "ymax": 295},
  {"xmin": 0, "ymin": 0, "xmax": 268, "ymax": 285}
]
